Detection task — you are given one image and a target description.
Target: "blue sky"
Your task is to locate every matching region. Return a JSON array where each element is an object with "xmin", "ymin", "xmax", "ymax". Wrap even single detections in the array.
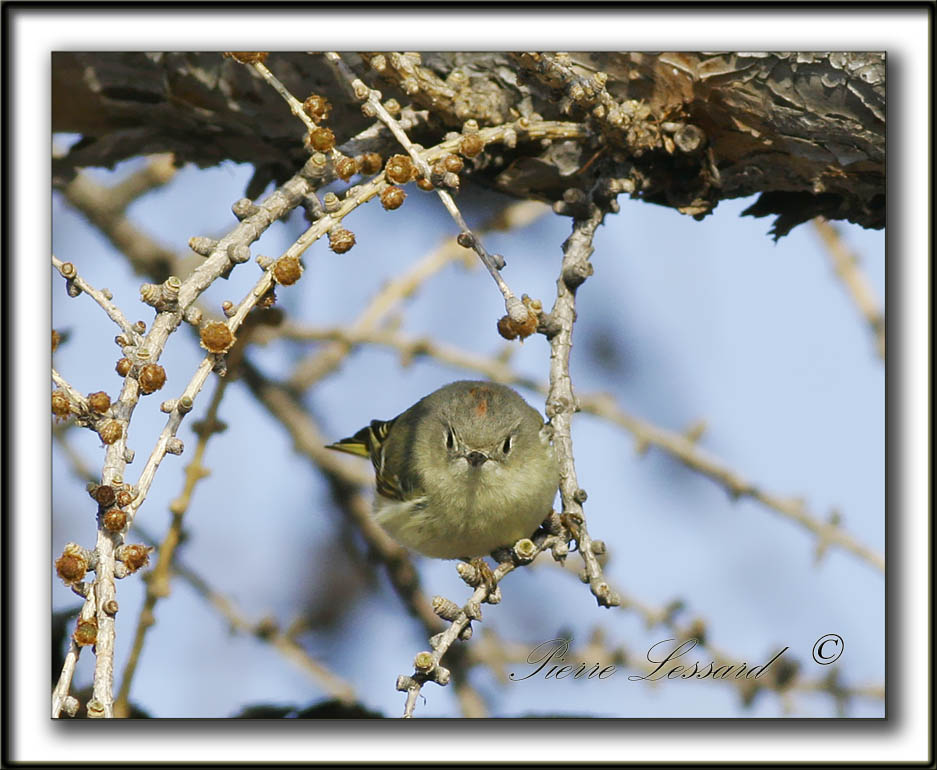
[{"xmin": 52, "ymin": 153, "xmax": 884, "ymax": 718}]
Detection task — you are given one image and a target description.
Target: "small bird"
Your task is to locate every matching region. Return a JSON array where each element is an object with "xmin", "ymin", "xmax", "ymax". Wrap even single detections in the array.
[{"xmin": 326, "ymin": 380, "xmax": 559, "ymax": 560}]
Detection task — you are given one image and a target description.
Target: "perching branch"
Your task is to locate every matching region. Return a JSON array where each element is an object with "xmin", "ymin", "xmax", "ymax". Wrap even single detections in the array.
[
  {"xmin": 545, "ymin": 203, "xmax": 621, "ymax": 608},
  {"xmin": 395, "ymin": 525, "xmax": 572, "ymax": 717}
]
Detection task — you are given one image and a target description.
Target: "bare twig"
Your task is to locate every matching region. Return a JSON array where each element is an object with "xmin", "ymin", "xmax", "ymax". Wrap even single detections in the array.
[
  {"xmin": 286, "ymin": 200, "xmax": 547, "ymax": 391},
  {"xmin": 129, "ymin": 525, "xmax": 358, "ymax": 707},
  {"xmin": 240, "ymin": 360, "xmax": 438, "ymax": 631},
  {"xmin": 813, "ymin": 217, "xmax": 885, "ymax": 360},
  {"xmin": 545, "ymin": 204, "xmax": 620, "ymax": 607},
  {"xmin": 51, "ymin": 588, "xmax": 99, "ymax": 717},
  {"xmin": 579, "ymin": 394, "xmax": 885, "ymax": 573},
  {"xmin": 59, "ymin": 156, "xmax": 180, "ymax": 280},
  {"xmin": 51, "ymin": 367, "xmax": 91, "ymax": 414},
  {"xmin": 275, "ymin": 111, "xmax": 584, "ymax": 279},
  {"xmin": 51, "ymin": 638, "xmax": 83, "ymax": 718},
  {"xmin": 324, "ymin": 51, "xmax": 553, "ymax": 327},
  {"xmin": 247, "ymin": 60, "xmax": 320, "ymax": 133},
  {"xmin": 52, "ymin": 422, "xmax": 357, "ymax": 712},
  {"xmin": 173, "ymin": 560, "xmax": 358, "ymax": 706},
  {"xmin": 52, "ymin": 255, "xmax": 142, "ymax": 343},
  {"xmin": 396, "ymin": 531, "xmax": 569, "ymax": 717},
  {"xmin": 114, "ymin": 372, "xmax": 229, "ymax": 717},
  {"xmin": 53, "ymin": 150, "xmax": 325, "ymax": 718}
]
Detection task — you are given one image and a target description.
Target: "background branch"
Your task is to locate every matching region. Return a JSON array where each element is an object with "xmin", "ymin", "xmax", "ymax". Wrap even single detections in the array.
[{"xmin": 813, "ymin": 217, "xmax": 885, "ymax": 360}]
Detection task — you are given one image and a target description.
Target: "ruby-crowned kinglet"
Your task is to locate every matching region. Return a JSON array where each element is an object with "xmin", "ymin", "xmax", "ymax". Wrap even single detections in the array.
[{"xmin": 326, "ymin": 380, "xmax": 559, "ymax": 559}]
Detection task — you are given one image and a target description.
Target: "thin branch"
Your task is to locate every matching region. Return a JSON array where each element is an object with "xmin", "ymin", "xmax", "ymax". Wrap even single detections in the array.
[
  {"xmin": 51, "ymin": 638, "xmax": 83, "ymax": 718},
  {"xmin": 59, "ymin": 156, "xmax": 180, "ymax": 280},
  {"xmin": 51, "ymin": 367, "xmax": 91, "ymax": 414},
  {"xmin": 122, "ymin": 162, "xmax": 335, "ymax": 529},
  {"xmin": 547, "ymin": 205, "xmax": 620, "ymax": 607},
  {"xmin": 324, "ymin": 51, "xmax": 561, "ymax": 327},
  {"xmin": 579, "ymin": 394, "xmax": 885, "ymax": 573},
  {"xmin": 131, "ymin": 524, "xmax": 359, "ymax": 707},
  {"xmin": 395, "ymin": 530, "xmax": 569, "ymax": 717},
  {"xmin": 239, "ymin": 360, "xmax": 438, "ymax": 631},
  {"xmin": 51, "ymin": 588, "xmax": 99, "ymax": 717},
  {"xmin": 175, "ymin": 560, "xmax": 358, "ymax": 706},
  {"xmin": 247, "ymin": 59, "xmax": 319, "ymax": 133},
  {"xmin": 114, "ymin": 372, "xmax": 229, "ymax": 716},
  {"xmin": 280, "ymin": 119, "xmax": 573, "ymax": 271},
  {"xmin": 813, "ymin": 217, "xmax": 885, "ymax": 360},
  {"xmin": 54, "ymin": 148, "xmax": 325, "ymax": 718},
  {"xmin": 52, "ymin": 255, "xmax": 142, "ymax": 343},
  {"xmin": 53, "ymin": 422, "xmax": 357, "ymax": 712},
  {"xmin": 286, "ymin": 200, "xmax": 547, "ymax": 391}
]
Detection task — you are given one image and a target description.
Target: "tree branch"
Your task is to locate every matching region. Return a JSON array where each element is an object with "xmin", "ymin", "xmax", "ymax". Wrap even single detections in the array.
[{"xmin": 545, "ymin": 203, "xmax": 620, "ymax": 607}]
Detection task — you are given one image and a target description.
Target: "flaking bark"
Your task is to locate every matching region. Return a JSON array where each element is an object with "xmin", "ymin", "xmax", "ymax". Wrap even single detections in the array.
[{"xmin": 53, "ymin": 52, "xmax": 883, "ymax": 238}]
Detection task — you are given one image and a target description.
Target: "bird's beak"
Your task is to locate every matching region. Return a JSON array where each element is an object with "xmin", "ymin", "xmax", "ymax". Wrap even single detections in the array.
[{"xmin": 465, "ymin": 450, "xmax": 488, "ymax": 467}]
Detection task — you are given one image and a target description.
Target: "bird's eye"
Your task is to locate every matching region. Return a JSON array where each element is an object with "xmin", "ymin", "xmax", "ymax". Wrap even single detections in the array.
[
  {"xmin": 502, "ymin": 435, "xmax": 513, "ymax": 454},
  {"xmin": 446, "ymin": 428, "xmax": 455, "ymax": 450}
]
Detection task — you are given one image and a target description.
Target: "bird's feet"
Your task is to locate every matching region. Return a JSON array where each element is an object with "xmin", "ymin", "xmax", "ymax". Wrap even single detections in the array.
[
  {"xmin": 464, "ymin": 556, "xmax": 497, "ymax": 593},
  {"xmin": 559, "ymin": 512, "xmax": 583, "ymax": 544}
]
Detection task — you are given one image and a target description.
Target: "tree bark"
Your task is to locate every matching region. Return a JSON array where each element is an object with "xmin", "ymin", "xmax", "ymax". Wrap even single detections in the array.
[{"xmin": 53, "ymin": 52, "xmax": 884, "ymax": 237}]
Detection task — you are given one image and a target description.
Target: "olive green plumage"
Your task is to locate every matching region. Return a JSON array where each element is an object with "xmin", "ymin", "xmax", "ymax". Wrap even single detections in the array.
[{"xmin": 327, "ymin": 380, "xmax": 559, "ymax": 559}]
